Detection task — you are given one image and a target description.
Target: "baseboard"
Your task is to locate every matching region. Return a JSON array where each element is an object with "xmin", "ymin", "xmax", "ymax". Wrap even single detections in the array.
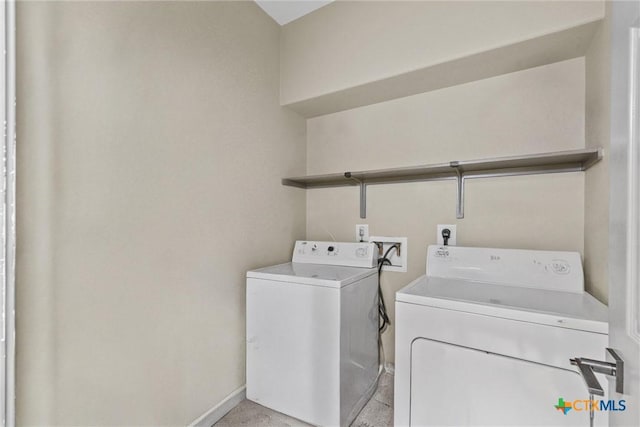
[{"xmin": 189, "ymin": 385, "xmax": 246, "ymax": 427}]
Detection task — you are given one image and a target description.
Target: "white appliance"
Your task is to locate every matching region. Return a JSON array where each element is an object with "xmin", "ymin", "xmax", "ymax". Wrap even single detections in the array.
[
  {"xmin": 395, "ymin": 245, "xmax": 609, "ymax": 427},
  {"xmin": 246, "ymin": 241, "xmax": 379, "ymax": 427}
]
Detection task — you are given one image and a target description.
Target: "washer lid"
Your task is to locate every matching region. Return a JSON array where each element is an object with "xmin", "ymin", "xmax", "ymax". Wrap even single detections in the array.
[
  {"xmin": 396, "ymin": 275, "xmax": 608, "ymax": 334},
  {"xmin": 247, "ymin": 262, "xmax": 377, "ymax": 288}
]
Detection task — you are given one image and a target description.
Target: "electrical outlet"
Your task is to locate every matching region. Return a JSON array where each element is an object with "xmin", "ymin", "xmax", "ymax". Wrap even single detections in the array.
[
  {"xmin": 369, "ymin": 236, "xmax": 407, "ymax": 272},
  {"xmin": 355, "ymin": 224, "xmax": 369, "ymax": 242},
  {"xmin": 437, "ymin": 224, "xmax": 457, "ymax": 246}
]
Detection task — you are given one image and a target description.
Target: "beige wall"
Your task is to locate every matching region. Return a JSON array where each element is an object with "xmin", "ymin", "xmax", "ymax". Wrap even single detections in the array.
[
  {"xmin": 280, "ymin": 0, "xmax": 603, "ymax": 105},
  {"xmin": 306, "ymin": 58, "xmax": 586, "ymax": 363},
  {"xmin": 16, "ymin": 1, "xmax": 305, "ymax": 425},
  {"xmin": 584, "ymin": 3, "xmax": 611, "ymax": 304}
]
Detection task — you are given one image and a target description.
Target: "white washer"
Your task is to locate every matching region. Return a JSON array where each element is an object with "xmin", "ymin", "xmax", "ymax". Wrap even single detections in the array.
[
  {"xmin": 247, "ymin": 241, "xmax": 379, "ymax": 427},
  {"xmin": 395, "ymin": 245, "xmax": 609, "ymax": 427}
]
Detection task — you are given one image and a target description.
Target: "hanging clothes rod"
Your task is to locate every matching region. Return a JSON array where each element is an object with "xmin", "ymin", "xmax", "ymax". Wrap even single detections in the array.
[{"xmin": 282, "ymin": 148, "xmax": 603, "ymax": 219}]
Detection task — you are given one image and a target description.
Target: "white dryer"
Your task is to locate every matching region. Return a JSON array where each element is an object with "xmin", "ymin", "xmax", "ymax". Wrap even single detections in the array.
[
  {"xmin": 395, "ymin": 245, "xmax": 608, "ymax": 427},
  {"xmin": 247, "ymin": 241, "xmax": 379, "ymax": 427}
]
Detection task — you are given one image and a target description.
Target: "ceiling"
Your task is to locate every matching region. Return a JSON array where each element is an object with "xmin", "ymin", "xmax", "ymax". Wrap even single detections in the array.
[{"xmin": 255, "ymin": 0, "xmax": 334, "ymax": 25}]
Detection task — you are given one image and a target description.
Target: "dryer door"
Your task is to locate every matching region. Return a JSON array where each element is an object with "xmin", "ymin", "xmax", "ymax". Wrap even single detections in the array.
[{"xmin": 410, "ymin": 338, "xmax": 607, "ymax": 426}]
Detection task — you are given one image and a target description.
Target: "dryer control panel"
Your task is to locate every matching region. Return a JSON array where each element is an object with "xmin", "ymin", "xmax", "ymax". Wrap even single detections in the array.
[
  {"xmin": 426, "ymin": 245, "xmax": 584, "ymax": 293},
  {"xmin": 292, "ymin": 241, "xmax": 378, "ymax": 268}
]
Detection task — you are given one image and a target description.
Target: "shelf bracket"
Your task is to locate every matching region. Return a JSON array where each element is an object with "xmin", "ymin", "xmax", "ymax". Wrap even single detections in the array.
[
  {"xmin": 359, "ymin": 182, "xmax": 367, "ymax": 219},
  {"xmin": 345, "ymin": 172, "xmax": 367, "ymax": 219},
  {"xmin": 451, "ymin": 162, "xmax": 465, "ymax": 219}
]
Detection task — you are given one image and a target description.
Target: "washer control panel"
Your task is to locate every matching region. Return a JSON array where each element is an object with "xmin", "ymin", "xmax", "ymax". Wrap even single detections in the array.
[{"xmin": 292, "ymin": 241, "xmax": 378, "ymax": 268}]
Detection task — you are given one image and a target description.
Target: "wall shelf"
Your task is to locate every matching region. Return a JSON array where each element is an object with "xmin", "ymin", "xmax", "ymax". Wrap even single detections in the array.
[{"xmin": 282, "ymin": 148, "xmax": 603, "ymax": 219}]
